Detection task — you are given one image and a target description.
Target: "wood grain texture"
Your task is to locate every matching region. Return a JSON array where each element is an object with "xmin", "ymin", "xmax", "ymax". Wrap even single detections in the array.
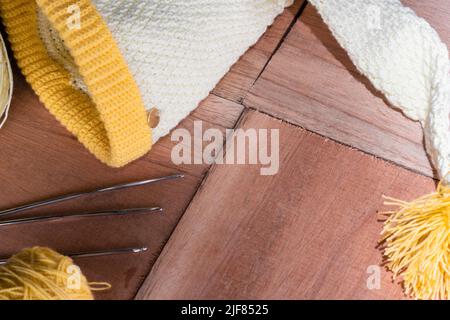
[
  {"xmin": 0, "ymin": 71, "xmax": 243, "ymax": 300},
  {"xmin": 212, "ymin": 0, "xmax": 304, "ymax": 103},
  {"xmin": 146, "ymin": 95, "xmax": 243, "ymax": 178},
  {"xmin": 245, "ymin": 1, "xmax": 450, "ymax": 178},
  {"xmin": 137, "ymin": 110, "xmax": 435, "ymax": 300}
]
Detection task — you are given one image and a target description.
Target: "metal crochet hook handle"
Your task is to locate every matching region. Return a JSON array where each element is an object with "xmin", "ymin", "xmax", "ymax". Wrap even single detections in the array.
[
  {"xmin": 0, "ymin": 174, "xmax": 184, "ymax": 218},
  {"xmin": 0, "ymin": 247, "xmax": 148, "ymax": 266}
]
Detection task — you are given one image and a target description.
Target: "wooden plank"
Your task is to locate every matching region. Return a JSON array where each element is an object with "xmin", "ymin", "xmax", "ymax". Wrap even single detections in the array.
[
  {"xmin": 212, "ymin": 0, "xmax": 304, "ymax": 103},
  {"xmin": 245, "ymin": 1, "xmax": 450, "ymax": 178},
  {"xmin": 0, "ymin": 70, "xmax": 243, "ymax": 300},
  {"xmin": 136, "ymin": 110, "xmax": 434, "ymax": 300}
]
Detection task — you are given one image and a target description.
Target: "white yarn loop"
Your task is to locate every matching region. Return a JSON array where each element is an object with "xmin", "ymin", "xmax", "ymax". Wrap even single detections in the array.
[{"xmin": 0, "ymin": 33, "xmax": 13, "ymax": 130}]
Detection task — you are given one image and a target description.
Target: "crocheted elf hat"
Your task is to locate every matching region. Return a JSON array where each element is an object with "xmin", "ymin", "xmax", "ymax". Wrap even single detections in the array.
[{"xmin": 0, "ymin": 0, "xmax": 293, "ymax": 166}]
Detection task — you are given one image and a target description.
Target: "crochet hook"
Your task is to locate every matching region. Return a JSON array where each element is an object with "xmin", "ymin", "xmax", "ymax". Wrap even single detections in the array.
[
  {"xmin": 0, "ymin": 207, "xmax": 163, "ymax": 227},
  {"xmin": 0, "ymin": 247, "xmax": 149, "ymax": 265},
  {"xmin": 0, "ymin": 174, "xmax": 184, "ymax": 218}
]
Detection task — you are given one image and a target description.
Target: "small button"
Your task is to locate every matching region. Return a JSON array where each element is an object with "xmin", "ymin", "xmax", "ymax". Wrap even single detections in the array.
[{"xmin": 147, "ymin": 107, "xmax": 160, "ymax": 128}]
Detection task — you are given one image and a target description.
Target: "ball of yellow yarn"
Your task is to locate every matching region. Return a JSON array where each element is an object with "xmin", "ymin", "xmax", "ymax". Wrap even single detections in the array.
[{"xmin": 0, "ymin": 247, "xmax": 105, "ymax": 300}]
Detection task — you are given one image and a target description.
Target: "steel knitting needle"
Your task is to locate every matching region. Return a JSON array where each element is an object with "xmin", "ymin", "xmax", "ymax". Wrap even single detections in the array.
[
  {"xmin": 0, "ymin": 174, "xmax": 184, "ymax": 218},
  {"xmin": 67, "ymin": 247, "xmax": 149, "ymax": 260},
  {"xmin": 0, "ymin": 207, "xmax": 163, "ymax": 227},
  {"xmin": 0, "ymin": 247, "xmax": 149, "ymax": 265}
]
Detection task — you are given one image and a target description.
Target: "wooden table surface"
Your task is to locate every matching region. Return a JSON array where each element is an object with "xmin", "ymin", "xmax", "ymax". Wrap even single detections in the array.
[{"xmin": 0, "ymin": 0, "xmax": 445, "ymax": 300}]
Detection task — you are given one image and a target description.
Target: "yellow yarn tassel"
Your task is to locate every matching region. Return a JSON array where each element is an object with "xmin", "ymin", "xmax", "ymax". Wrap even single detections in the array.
[
  {"xmin": 0, "ymin": 247, "xmax": 110, "ymax": 300},
  {"xmin": 381, "ymin": 180, "xmax": 450, "ymax": 300}
]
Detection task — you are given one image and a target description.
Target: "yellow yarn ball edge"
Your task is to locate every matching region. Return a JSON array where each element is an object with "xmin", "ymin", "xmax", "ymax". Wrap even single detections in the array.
[{"xmin": 0, "ymin": 247, "xmax": 110, "ymax": 300}]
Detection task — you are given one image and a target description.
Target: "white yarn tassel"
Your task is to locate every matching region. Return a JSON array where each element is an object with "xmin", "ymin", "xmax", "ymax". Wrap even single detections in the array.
[{"xmin": 309, "ymin": 0, "xmax": 450, "ymax": 180}]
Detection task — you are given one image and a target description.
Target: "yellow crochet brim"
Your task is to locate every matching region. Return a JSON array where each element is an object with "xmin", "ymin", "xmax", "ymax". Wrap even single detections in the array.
[{"xmin": 0, "ymin": 0, "xmax": 152, "ymax": 167}]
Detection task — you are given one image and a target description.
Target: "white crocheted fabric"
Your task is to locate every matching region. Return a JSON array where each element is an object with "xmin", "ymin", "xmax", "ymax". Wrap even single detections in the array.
[
  {"xmin": 40, "ymin": 0, "xmax": 450, "ymax": 179},
  {"xmin": 309, "ymin": 0, "xmax": 450, "ymax": 179},
  {"xmin": 88, "ymin": 0, "xmax": 294, "ymax": 142}
]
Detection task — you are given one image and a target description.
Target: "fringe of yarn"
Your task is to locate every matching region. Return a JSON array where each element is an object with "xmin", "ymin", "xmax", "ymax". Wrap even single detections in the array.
[
  {"xmin": 0, "ymin": 247, "xmax": 110, "ymax": 300},
  {"xmin": 381, "ymin": 181, "xmax": 450, "ymax": 300}
]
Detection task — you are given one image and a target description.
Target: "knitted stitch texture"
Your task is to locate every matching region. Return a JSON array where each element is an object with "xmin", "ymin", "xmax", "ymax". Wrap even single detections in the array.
[
  {"xmin": 0, "ymin": 0, "xmax": 152, "ymax": 167},
  {"xmin": 40, "ymin": 0, "xmax": 294, "ymax": 143},
  {"xmin": 309, "ymin": 0, "xmax": 450, "ymax": 180},
  {"xmin": 1, "ymin": 0, "xmax": 292, "ymax": 165}
]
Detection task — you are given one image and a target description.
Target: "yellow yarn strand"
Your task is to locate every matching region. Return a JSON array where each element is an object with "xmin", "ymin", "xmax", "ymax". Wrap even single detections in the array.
[
  {"xmin": 381, "ymin": 180, "xmax": 450, "ymax": 300},
  {"xmin": 0, "ymin": 247, "xmax": 110, "ymax": 300}
]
